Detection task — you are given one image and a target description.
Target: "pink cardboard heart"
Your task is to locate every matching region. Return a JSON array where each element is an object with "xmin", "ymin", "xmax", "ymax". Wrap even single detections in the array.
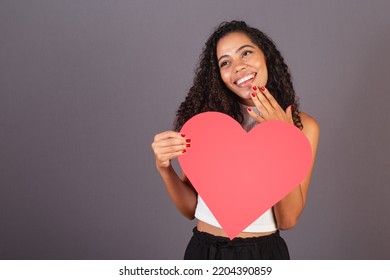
[{"xmin": 178, "ymin": 112, "xmax": 312, "ymax": 239}]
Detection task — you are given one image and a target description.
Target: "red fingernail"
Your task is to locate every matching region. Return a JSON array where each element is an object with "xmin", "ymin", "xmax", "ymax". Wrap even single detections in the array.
[
  {"xmin": 180, "ymin": 133, "xmax": 186, "ymax": 137},
  {"xmin": 290, "ymin": 105, "xmax": 293, "ymax": 111},
  {"xmin": 182, "ymin": 149, "xmax": 186, "ymax": 154},
  {"xmin": 186, "ymin": 139, "xmax": 191, "ymax": 143},
  {"xmin": 260, "ymin": 86, "xmax": 265, "ymax": 91},
  {"xmin": 247, "ymin": 107, "xmax": 252, "ymax": 112},
  {"xmin": 252, "ymin": 85, "xmax": 257, "ymax": 91},
  {"xmin": 251, "ymin": 92, "xmax": 256, "ymax": 97},
  {"xmin": 186, "ymin": 144, "xmax": 191, "ymax": 148}
]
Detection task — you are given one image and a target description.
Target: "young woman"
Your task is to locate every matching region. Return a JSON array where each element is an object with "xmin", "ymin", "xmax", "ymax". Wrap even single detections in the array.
[{"xmin": 151, "ymin": 21, "xmax": 319, "ymax": 259}]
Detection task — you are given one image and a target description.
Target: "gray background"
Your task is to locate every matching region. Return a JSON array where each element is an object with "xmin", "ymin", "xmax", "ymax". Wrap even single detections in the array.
[{"xmin": 1, "ymin": 0, "xmax": 389, "ymax": 259}]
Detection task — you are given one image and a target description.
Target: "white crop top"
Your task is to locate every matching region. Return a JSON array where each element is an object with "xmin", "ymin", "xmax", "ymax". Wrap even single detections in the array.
[{"xmin": 194, "ymin": 103, "xmax": 278, "ymax": 232}]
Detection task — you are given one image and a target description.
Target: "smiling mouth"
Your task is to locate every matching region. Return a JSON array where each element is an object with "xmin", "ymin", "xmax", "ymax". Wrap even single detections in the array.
[{"xmin": 234, "ymin": 73, "xmax": 257, "ymax": 87}]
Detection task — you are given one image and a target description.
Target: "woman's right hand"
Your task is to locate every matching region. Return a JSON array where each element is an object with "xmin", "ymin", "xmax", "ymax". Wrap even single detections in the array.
[{"xmin": 151, "ymin": 131, "xmax": 190, "ymax": 170}]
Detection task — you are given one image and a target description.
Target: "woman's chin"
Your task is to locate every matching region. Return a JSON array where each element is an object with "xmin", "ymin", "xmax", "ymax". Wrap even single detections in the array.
[{"xmin": 241, "ymin": 91, "xmax": 253, "ymax": 100}]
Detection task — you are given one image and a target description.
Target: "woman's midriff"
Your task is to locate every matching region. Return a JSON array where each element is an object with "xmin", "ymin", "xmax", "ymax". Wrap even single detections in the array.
[{"xmin": 196, "ymin": 220, "xmax": 277, "ymax": 238}]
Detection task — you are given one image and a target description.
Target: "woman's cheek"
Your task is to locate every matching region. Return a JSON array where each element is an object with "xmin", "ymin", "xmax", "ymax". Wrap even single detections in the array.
[{"xmin": 220, "ymin": 72, "xmax": 230, "ymax": 88}]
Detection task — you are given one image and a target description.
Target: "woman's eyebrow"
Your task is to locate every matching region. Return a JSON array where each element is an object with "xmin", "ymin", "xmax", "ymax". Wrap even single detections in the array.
[{"xmin": 218, "ymin": 45, "xmax": 255, "ymax": 63}]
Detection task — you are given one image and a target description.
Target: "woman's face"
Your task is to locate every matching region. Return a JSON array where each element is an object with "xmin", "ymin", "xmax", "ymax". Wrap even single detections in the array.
[{"xmin": 216, "ymin": 32, "xmax": 268, "ymax": 106}]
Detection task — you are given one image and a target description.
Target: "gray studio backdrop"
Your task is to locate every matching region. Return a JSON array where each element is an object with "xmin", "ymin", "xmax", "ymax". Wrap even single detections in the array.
[{"xmin": 1, "ymin": 0, "xmax": 390, "ymax": 259}]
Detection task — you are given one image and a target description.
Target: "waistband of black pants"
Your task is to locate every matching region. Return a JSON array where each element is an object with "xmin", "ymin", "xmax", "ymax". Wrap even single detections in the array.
[{"xmin": 192, "ymin": 226, "xmax": 280, "ymax": 246}]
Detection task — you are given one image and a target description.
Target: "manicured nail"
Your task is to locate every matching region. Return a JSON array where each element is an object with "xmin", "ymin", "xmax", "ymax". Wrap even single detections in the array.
[
  {"xmin": 251, "ymin": 92, "xmax": 256, "ymax": 97},
  {"xmin": 260, "ymin": 86, "xmax": 265, "ymax": 92},
  {"xmin": 180, "ymin": 133, "xmax": 186, "ymax": 138},
  {"xmin": 290, "ymin": 105, "xmax": 293, "ymax": 111},
  {"xmin": 252, "ymin": 85, "xmax": 257, "ymax": 91},
  {"xmin": 247, "ymin": 107, "xmax": 252, "ymax": 112},
  {"xmin": 186, "ymin": 139, "xmax": 191, "ymax": 143},
  {"xmin": 182, "ymin": 149, "xmax": 186, "ymax": 154},
  {"xmin": 186, "ymin": 144, "xmax": 191, "ymax": 148}
]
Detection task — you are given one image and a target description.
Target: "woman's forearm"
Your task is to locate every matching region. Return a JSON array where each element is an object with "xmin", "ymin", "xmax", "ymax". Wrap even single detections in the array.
[
  {"xmin": 273, "ymin": 184, "xmax": 304, "ymax": 230},
  {"xmin": 157, "ymin": 165, "xmax": 198, "ymax": 220}
]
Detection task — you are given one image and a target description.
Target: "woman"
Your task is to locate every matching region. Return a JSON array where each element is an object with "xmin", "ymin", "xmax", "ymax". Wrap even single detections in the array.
[{"xmin": 151, "ymin": 21, "xmax": 319, "ymax": 259}]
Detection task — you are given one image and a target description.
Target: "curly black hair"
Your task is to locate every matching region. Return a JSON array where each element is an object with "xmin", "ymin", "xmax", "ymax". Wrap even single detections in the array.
[{"xmin": 174, "ymin": 20, "xmax": 302, "ymax": 131}]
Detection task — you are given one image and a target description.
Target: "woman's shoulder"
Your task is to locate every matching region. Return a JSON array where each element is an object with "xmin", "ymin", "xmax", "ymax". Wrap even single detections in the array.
[{"xmin": 299, "ymin": 111, "xmax": 320, "ymax": 136}]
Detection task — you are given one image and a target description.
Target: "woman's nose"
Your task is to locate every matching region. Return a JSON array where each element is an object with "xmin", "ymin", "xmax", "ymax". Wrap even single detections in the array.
[{"xmin": 234, "ymin": 62, "xmax": 247, "ymax": 73}]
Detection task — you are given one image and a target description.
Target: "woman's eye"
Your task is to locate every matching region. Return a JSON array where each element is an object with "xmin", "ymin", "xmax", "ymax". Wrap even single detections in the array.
[
  {"xmin": 242, "ymin": 50, "xmax": 252, "ymax": 56},
  {"xmin": 220, "ymin": 61, "xmax": 229, "ymax": 68}
]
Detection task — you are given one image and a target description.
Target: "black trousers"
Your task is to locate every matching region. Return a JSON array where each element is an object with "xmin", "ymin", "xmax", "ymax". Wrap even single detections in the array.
[{"xmin": 184, "ymin": 227, "xmax": 290, "ymax": 260}]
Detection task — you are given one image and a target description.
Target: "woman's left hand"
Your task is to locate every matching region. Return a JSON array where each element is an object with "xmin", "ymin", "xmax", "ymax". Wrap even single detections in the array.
[{"xmin": 247, "ymin": 85, "xmax": 294, "ymax": 124}]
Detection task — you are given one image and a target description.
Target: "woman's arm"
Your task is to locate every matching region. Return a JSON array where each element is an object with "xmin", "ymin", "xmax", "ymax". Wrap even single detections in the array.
[
  {"xmin": 273, "ymin": 112, "xmax": 320, "ymax": 229},
  {"xmin": 151, "ymin": 131, "xmax": 198, "ymax": 219},
  {"xmin": 157, "ymin": 166, "xmax": 197, "ymax": 220}
]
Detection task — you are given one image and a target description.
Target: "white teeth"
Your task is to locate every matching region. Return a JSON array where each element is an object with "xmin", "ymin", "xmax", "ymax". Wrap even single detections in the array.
[{"xmin": 236, "ymin": 74, "xmax": 255, "ymax": 85}]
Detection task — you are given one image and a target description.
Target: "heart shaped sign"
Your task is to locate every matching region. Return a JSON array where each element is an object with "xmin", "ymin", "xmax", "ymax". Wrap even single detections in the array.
[{"xmin": 178, "ymin": 112, "xmax": 312, "ymax": 239}]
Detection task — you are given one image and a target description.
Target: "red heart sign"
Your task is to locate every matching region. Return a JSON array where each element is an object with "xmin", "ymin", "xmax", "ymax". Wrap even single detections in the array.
[{"xmin": 178, "ymin": 112, "xmax": 312, "ymax": 239}]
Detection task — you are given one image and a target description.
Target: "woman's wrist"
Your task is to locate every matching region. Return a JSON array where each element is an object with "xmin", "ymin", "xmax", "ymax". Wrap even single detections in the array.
[{"xmin": 156, "ymin": 163, "xmax": 175, "ymax": 177}]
